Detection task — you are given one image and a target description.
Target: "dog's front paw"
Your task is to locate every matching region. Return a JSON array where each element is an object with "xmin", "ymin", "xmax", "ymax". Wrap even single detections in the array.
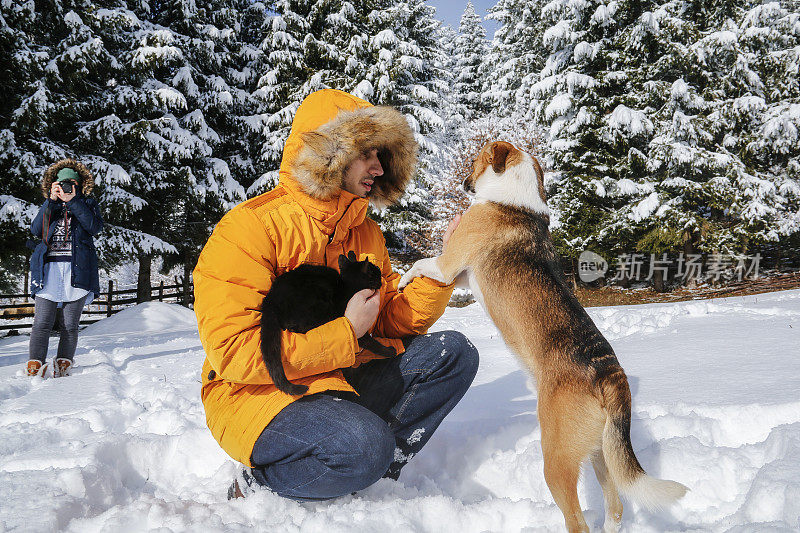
[
  {"xmin": 399, "ymin": 266, "xmax": 419, "ymax": 289},
  {"xmin": 399, "ymin": 258, "xmax": 446, "ymax": 290}
]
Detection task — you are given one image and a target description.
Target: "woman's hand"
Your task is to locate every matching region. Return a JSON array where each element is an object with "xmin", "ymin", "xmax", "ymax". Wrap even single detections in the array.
[
  {"xmin": 55, "ymin": 184, "xmax": 77, "ymax": 203},
  {"xmin": 49, "ymin": 183, "xmax": 60, "ymax": 200},
  {"xmin": 60, "ymin": 189, "xmax": 77, "ymax": 203}
]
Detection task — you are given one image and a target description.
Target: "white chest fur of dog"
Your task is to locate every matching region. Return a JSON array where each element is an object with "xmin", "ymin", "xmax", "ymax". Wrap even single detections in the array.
[{"xmin": 399, "ymin": 141, "xmax": 687, "ymax": 533}]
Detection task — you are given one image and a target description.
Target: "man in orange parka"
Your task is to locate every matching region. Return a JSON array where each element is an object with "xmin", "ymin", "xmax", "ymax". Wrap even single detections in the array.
[{"xmin": 193, "ymin": 89, "xmax": 479, "ymax": 500}]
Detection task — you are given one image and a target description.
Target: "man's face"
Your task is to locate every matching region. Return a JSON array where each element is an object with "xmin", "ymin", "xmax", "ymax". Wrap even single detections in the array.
[{"xmin": 342, "ymin": 148, "xmax": 384, "ymax": 197}]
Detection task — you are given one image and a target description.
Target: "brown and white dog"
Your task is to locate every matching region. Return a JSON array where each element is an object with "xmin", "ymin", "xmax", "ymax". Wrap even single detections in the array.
[{"xmin": 399, "ymin": 141, "xmax": 687, "ymax": 533}]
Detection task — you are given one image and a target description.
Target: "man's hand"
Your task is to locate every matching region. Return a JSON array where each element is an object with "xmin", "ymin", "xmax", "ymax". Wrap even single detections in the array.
[
  {"xmin": 344, "ymin": 288, "xmax": 380, "ymax": 338},
  {"xmin": 442, "ymin": 213, "xmax": 462, "ymax": 251}
]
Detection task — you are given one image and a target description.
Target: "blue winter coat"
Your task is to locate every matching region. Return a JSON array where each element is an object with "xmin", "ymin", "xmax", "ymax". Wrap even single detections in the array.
[{"xmin": 29, "ymin": 196, "xmax": 104, "ymax": 297}]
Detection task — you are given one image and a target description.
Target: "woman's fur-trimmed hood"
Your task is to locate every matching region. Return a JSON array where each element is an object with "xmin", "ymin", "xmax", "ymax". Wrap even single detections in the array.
[
  {"xmin": 290, "ymin": 99, "xmax": 417, "ymax": 209},
  {"xmin": 41, "ymin": 158, "xmax": 95, "ymax": 197}
]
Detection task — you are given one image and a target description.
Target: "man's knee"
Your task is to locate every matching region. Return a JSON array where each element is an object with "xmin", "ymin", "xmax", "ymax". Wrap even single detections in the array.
[
  {"xmin": 439, "ymin": 330, "xmax": 479, "ymax": 383},
  {"xmin": 340, "ymin": 413, "xmax": 395, "ymax": 483},
  {"xmin": 254, "ymin": 400, "xmax": 395, "ymax": 499}
]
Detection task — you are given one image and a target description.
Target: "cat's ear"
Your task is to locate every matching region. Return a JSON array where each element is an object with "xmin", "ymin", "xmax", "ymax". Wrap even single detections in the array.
[
  {"xmin": 338, "ymin": 254, "xmax": 347, "ymax": 271},
  {"xmin": 348, "ymin": 250, "xmax": 357, "ymax": 261}
]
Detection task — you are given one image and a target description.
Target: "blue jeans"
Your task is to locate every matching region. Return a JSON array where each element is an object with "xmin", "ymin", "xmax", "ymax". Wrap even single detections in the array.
[{"xmin": 249, "ymin": 330, "xmax": 479, "ymax": 500}]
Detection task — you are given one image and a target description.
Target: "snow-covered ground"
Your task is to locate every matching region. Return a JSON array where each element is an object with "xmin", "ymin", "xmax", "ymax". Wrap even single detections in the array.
[{"xmin": 1, "ymin": 290, "xmax": 799, "ymax": 532}]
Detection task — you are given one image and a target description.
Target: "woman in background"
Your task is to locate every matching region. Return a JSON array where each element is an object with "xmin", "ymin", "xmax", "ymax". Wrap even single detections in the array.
[{"xmin": 27, "ymin": 159, "xmax": 103, "ymax": 377}]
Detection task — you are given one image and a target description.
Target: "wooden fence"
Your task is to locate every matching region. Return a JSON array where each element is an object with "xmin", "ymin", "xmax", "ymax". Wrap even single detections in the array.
[{"xmin": 0, "ymin": 279, "xmax": 194, "ymax": 334}]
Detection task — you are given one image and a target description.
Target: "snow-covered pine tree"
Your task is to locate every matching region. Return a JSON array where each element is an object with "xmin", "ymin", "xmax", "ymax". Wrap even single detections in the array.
[
  {"xmin": 645, "ymin": 0, "xmax": 761, "ymax": 258},
  {"xmin": 208, "ymin": 1, "xmax": 272, "ymax": 198},
  {"xmin": 483, "ymin": 0, "xmax": 549, "ymax": 116},
  {"xmin": 54, "ymin": 0, "xmax": 262, "ymax": 300},
  {"xmin": 70, "ymin": 2, "xmax": 181, "ymax": 298},
  {"xmin": 0, "ymin": 0, "xmax": 43, "ymax": 291},
  {"xmin": 527, "ymin": 0, "xmax": 644, "ymax": 262},
  {"xmin": 642, "ymin": 0, "xmax": 799, "ymax": 262},
  {"xmin": 483, "ymin": 0, "xmax": 521, "ymax": 113},
  {"xmin": 733, "ymin": 2, "xmax": 800, "ymax": 254},
  {"xmin": 453, "ymin": 2, "xmax": 488, "ymax": 121},
  {"xmin": 599, "ymin": 0, "xmax": 716, "ymax": 263},
  {"xmin": 105, "ymin": 0, "xmax": 253, "ymax": 298},
  {"xmin": 526, "ymin": 0, "xmax": 800, "ymax": 285},
  {"xmin": 422, "ymin": 20, "xmax": 464, "ymax": 251},
  {"xmin": 435, "ymin": 21, "xmax": 459, "ymax": 120},
  {"xmin": 239, "ymin": 0, "xmax": 276, "ymax": 191},
  {"xmin": 251, "ymin": 0, "xmax": 304, "ymax": 192}
]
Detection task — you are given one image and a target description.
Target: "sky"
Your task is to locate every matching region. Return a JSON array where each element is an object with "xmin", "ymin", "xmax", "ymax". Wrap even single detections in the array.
[{"xmin": 426, "ymin": 0, "xmax": 500, "ymax": 38}]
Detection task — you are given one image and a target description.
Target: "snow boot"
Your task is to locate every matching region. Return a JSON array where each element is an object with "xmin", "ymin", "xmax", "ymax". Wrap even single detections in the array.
[
  {"xmin": 53, "ymin": 358, "xmax": 72, "ymax": 378},
  {"xmin": 26, "ymin": 360, "xmax": 48, "ymax": 377},
  {"xmin": 227, "ymin": 469, "xmax": 256, "ymax": 500}
]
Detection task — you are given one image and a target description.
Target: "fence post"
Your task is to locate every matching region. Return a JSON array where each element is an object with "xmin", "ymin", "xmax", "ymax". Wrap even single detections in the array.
[
  {"xmin": 158, "ymin": 281, "xmax": 164, "ymax": 301},
  {"xmin": 107, "ymin": 280, "xmax": 114, "ymax": 317},
  {"xmin": 182, "ymin": 264, "xmax": 191, "ymax": 308},
  {"xmin": 24, "ymin": 272, "xmax": 30, "ymax": 302}
]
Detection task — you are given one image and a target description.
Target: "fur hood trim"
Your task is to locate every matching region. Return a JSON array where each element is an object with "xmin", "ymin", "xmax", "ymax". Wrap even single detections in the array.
[
  {"xmin": 292, "ymin": 106, "xmax": 417, "ymax": 209},
  {"xmin": 41, "ymin": 159, "xmax": 95, "ymax": 197}
]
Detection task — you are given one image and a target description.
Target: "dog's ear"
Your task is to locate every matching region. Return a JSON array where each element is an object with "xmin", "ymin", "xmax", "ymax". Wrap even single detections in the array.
[
  {"xmin": 338, "ymin": 254, "xmax": 348, "ymax": 271},
  {"xmin": 531, "ymin": 155, "xmax": 547, "ymax": 201},
  {"xmin": 348, "ymin": 250, "xmax": 357, "ymax": 261},
  {"xmin": 488, "ymin": 141, "xmax": 520, "ymax": 174}
]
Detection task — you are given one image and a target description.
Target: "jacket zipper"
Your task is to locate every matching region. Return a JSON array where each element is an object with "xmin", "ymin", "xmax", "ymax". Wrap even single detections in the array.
[
  {"xmin": 328, "ymin": 198, "xmax": 358, "ymax": 244},
  {"xmin": 70, "ymin": 210, "xmax": 75, "ymax": 287}
]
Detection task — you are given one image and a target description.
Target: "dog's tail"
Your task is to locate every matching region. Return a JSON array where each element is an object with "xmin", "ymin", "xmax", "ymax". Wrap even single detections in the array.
[
  {"xmin": 599, "ymin": 367, "xmax": 688, "ymax": 510},
  {"xmin": 260, "ymin": 305, "xmax": 308, "ymax": 396}
]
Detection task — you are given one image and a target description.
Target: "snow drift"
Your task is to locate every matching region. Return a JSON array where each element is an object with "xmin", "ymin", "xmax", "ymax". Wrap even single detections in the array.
[{"xmin": 1, "ymin": 291, "xmax": 799, "ymax": 532}]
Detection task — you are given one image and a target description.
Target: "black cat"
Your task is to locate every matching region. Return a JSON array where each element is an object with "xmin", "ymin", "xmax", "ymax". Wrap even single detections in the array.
[{"xmin": 260, "ymin": 251, "xmax": 397, "ymax": 395}]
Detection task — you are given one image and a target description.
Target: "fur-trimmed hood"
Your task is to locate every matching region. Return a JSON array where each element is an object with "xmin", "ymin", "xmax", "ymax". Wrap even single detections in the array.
[
  {"xmin": 41, "ymin": 158, "xmax": 95, "ymax": 197},
  {"xmin": 280, "ymin": 89, "xmax": 417, "ymax": 209}
]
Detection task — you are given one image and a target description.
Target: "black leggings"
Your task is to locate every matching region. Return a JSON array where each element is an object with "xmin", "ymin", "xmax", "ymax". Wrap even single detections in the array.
[{"xmin": 28, "ymin": 295, "xmax": 86, "ymax": 363}]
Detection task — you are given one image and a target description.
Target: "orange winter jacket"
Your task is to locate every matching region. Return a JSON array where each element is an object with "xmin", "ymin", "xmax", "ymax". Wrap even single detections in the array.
[{"xmin": 194, "ymin": 89, "xmax": 454, "ymax": 466}]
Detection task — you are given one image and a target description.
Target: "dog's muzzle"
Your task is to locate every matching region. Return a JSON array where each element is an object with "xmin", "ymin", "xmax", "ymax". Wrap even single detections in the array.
[{"xmin": 462, "ymin": 179, "xmax": 475, "ymax": 194}]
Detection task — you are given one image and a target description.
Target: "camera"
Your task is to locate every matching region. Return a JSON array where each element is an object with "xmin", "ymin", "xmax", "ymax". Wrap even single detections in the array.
[{"xmin": 60, "ymin": 181, "xmax": 74, "ymax": 194}]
